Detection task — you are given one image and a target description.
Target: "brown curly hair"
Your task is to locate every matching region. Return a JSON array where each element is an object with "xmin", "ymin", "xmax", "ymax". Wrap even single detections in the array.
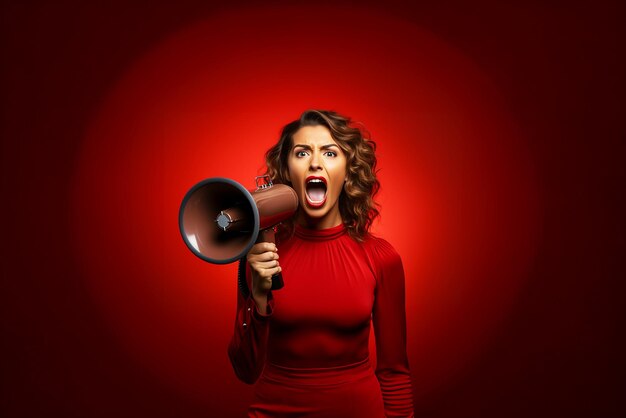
[{"xmin": 265, "ymin": 109, "xmax": 380, "ymax": 242}]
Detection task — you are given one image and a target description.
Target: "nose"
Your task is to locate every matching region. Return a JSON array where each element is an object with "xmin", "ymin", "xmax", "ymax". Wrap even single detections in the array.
[{"xmin": 309, "ymin": 151, "xmax": 322, "ymax": 171}]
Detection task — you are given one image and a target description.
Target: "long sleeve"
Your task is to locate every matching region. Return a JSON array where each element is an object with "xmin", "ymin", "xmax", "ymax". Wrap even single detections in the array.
[
  {"xmin": 367, "ymin": 237, "xmax": 415, "ymax": 417},
  {"xmin": 227, "ymin": 264, "xmax": 274, "ymax": 384}
]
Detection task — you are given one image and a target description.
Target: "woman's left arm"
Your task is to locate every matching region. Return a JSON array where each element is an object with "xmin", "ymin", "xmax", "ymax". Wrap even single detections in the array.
[{"xmin": 369, "ymin": 237, "xmax": 415, "ymax": 417}]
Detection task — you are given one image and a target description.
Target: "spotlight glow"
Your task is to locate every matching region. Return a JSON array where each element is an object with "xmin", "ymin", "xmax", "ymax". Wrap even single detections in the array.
[{"xmin": 71, "ymin": 5, "xmax": 539, "ymax": 410}]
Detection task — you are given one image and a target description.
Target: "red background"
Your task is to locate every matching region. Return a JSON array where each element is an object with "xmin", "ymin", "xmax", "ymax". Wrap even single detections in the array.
[{"xmin": 2, "ymin": 1, "xmax": 624, "ymax": 417}]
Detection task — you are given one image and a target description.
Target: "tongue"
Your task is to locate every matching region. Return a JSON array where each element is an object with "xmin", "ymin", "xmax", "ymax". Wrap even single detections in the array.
[{"xmin": 306, "ymin": 184, "xmax": 326, "ymax": 202}]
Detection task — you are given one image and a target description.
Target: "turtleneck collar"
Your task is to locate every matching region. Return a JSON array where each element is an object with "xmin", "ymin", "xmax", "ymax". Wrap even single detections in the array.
[{"xmin": 294, "ymin": 222, "xmax": 347, "ymax": 241}]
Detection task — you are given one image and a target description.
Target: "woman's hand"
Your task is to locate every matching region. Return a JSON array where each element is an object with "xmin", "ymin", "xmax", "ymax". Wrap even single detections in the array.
[{"xmin": 246, "ymin": 242, "xmax": 281, "ymax": 314}]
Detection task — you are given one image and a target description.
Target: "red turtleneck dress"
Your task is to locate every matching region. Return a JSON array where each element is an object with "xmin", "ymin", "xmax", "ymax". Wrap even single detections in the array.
[{"xmin": 228, "ymin": 224, "xmax": 414, "ymax": 417}]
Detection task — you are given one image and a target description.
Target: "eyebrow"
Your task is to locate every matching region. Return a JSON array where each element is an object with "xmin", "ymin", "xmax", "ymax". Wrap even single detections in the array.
[{"xmin": 292, "ymin": 144, "xmax": 340, "ymax": 150}]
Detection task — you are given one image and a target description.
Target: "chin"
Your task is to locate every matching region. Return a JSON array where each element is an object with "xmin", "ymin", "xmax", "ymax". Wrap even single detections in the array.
[
  {"xmin": 300, "ymin": 199, "xmax": 341, "ymax": 223},
  {"xmin": 302, "ymin": 207, "xmax": 330, "ymax": 219}
]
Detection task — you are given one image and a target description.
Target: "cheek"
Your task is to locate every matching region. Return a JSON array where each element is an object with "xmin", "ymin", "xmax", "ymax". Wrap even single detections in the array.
[
  {"xmin": 329, "ymin": 160, "xmax": 347, "ymax": 197},
  {"xmin": 287, "ymin": 163, "xmax": 303, "ymax": 190},
  {"xmin": 331, "ymin": 159, "xmax": 347, "ymax": 182},
  {"xmin": 286, "ymin": 159, "xmax": 297, "ymax": 181}
]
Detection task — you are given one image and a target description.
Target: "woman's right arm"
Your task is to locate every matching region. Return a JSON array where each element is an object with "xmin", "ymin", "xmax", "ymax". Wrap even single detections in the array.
[{"xmin": 227, "ymin": 242, "xmax": 280, "ymax": 384}]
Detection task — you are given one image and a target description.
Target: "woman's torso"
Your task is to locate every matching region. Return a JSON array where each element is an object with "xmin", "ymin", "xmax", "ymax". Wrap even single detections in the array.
[
  {"xmin": 249, "ymin": 223, "xmax": 386, "ymax": 417},
  {"xmin": 266, "ymin": 223, "xmax": 376, "ymax": 368}
]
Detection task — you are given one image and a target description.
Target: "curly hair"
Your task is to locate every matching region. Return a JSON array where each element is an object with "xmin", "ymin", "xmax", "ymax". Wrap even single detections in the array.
[{"xmin": 265, "ymin": 109, "xmax": 380, "ymax": 242}]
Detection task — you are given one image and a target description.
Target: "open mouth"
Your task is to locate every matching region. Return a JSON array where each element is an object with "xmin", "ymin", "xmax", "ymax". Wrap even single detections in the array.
[{"xmin": 305, "ymin": 176, "xmax": 327, "ymax": 208}]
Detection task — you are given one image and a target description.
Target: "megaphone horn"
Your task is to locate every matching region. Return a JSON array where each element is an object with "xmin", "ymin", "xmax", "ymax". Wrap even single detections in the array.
[{"xmin": 179, "ymin": 176, "xmax": 298, "ymax": 291}]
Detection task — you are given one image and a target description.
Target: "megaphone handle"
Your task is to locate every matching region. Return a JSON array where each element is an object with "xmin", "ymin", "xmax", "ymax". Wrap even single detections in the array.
[{"xmin": 258, "ymin": 227, "xmax": 284, "ymax": 290}]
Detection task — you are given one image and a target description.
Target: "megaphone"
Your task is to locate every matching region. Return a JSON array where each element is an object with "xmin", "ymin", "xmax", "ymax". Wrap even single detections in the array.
[{"xmin": 179, "ymin": 175, "xmax": 298, "ymax": 292}]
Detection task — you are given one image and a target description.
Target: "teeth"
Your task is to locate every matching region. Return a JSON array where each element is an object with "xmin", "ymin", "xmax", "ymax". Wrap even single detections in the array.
[{"xmin": 307, "ymin": 179, "xmax": 324, "ymax": 183}]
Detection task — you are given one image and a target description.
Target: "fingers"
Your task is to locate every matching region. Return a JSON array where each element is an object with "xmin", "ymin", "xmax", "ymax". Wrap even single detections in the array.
[
  {"xmin": 255, "ymin": 265, "xmax": 282, "ymax": 284},
  {"xmin": 251, "ymin": 261, "xmax": 282, "ymax": 279},
  {"xmin": 251, "ymin": 265, "xmax": 281, "ymax": 295},
  {"xmin": 249, "ymin": 251, "xmax": 279, "ymax": 263},
  {"xmin": 255, "ymin": 259, "xmax": 280, "ymax": 270},
  {"xmin": 248, "ymin": 244, "xmax": 278, "ymax": 263},
  {"xmin": 247, "ymin": 242, "xmax": 281, "ymax": 285},
  {"xmin": 249, "ymin": 242, "xmax": 277, "ymax": 255},
  {"xmin": 267, "ymin": 266, "xmax": 281, "ymax": 278}
]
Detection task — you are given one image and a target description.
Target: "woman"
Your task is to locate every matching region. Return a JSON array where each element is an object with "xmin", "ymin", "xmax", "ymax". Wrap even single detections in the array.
[{"xmin": 228, "ymin": 110, "xmax": 414, "ymax": 417}]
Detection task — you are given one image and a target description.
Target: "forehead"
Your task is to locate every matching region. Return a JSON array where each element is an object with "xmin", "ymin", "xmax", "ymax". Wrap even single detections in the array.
[{"xmin": 292, "ymin": 125, "xmax": 338, "ymax": 146}]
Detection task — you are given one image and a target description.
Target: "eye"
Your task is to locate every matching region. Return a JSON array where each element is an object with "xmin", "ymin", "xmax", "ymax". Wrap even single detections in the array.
[
  {"xmin": 324, "ymin": 151, "xmax": 337, "ymax": 158},
  {"xmin": 295, "ymin": 150, "xmax": 309, "ymax": 158}
]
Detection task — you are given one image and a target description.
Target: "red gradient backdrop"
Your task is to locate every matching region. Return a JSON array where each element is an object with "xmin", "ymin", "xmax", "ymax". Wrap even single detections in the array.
[
  {"xmin": 71, "ymin": 5, "xmax": 538, "ymax": 410},
  {"xmin": 3, "ymin": 1, "xmax": 624, "ymax": 418}
]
